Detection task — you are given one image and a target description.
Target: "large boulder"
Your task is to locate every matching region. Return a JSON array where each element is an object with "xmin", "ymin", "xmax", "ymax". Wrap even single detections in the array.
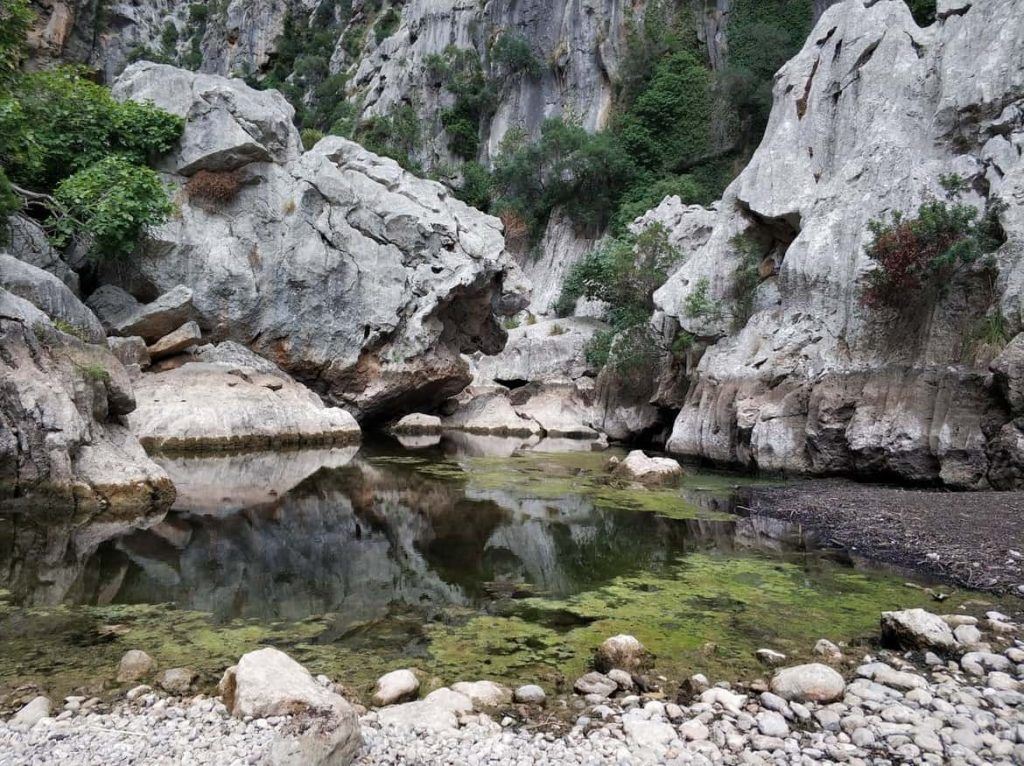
[
  {"xmin": 5, "ymin": 215, "xmax": 79, "ymax": 293},
  {"xmin": 108, "ymin": 64, "xmax": 526, "ymax": 421},
  {"xmin": 508, "ymin": 381, "xmax": 598, "ymax": 438},
  {"xmin": 86, "ymin": 285, "xmax": 196, "ymax": 343},
  {"xmin": 880, "ymin": 608, "xmax": 959, "ymax": 652},
  {"xmin": 0, "ymin": 255, "xmax": 104, "ymax": 343},
  {"xmin": 442, "ymin": 388, "xmax": 542, "ymax": 436},
  {"xmin": 372, "ymin": 669, "xmax": 420, "ymax": 706},
  {"xmin": 219, "ymin": 647, "xmax": 354, "ymax": 719},
  {"xmin": 111, "ymin": 62, "xmax": 302, "ymax": 174},
  {"xmin": 0, "ymin": 288, "xmax": 174, "ymax": 516},
  {"xmin": 375, "ymin": 687, "xmax": 474, "ymax": 732},
  {"xmin": 128, "ymin": 347, "xmax": 361, "ymax": 451},
  {"xmin": 472, "ymin": 317, "xmax": 609, "ymax": 384},
  {"xmin": 612, "ymin": 451, "xmax": 684, "ymax": 487},
  {"xmin": 655, "ymin": 0, "xmax": 1024, "ymax": 487}
]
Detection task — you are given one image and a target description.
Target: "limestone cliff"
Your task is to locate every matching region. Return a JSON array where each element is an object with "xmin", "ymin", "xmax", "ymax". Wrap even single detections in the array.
[{"xmin": 652, "ymin": 0, "xmax": 1024, "ymax": 487}]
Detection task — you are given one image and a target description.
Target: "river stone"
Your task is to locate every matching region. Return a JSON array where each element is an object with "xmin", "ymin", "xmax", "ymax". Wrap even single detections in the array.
[
  {"xmin": 814, "ymin": 639, "xmax": 842, "ymax": 660},
  {"xmin": 0, "ymin": 255, "xmax": 105, "ymax": 343},
  {"xmin": 127, "ymin": 361, "xmax": 360, "ymax": 450},
  {"xmin": 372, "ymin": 669, "xmax": 420, "ymax": 706},
  {"xmin": 158, "ymin": 667, "xmax": 197, "ymax": 694},
  {"xmin": 451, "ymin": 681, "xmax": 512, "ymax": 708},
  {"xmin": 375, "ymin": 688, "xmax": 473, "ymax": 732},
  {"xmin": 611, "ymin": 451, "xmax": 683, "ymax": 487},
  {"xmin": 622, "ymin": 717, "xmax": 675, "ymax": 761},
  {"xmin": 147, "ymin": 321, "xmax": 202, "ymax": 360},
  {"xmin": 756, "ymin": 710, "xmax": 790, "ymax": 738},
  {"xmin": 390, "ymin": 413, "xmax": 442, "ymax": 434},
  {"xmin": 953, "ymin": 624, "xmax": 983, "ymax": 647},
  {"xmin": 756, "ymin": 648, "xmax": 787, "ymax": 666},
  {"xmin": 856, "ymin": 662, "xmax": 928, "ymax": 691},
  {"xmin": 594, "ymin": 634, "xmax": 652, "ymax": 673},
  {"xmin": 881, "ymin": 609, "xmax": 959, "ymax": 652},
  {"xmin": 117, "ymin": 650, "xmax": 156, "ymax": 683},
  {"xmin": 574, "ymin": 672, "xmax": 617, "ymax": 699},
  {"xmin": 265, "ymin": 709, "xmax": 362, "ymax": 766},
  {"xmin": 87, "ymin": 284, "xmax": 196, "ymax": 343},
  {"xmin": 220, "ymin": 648, "xmax": 356, "ymax": 719},
  {"xmin": 514, "ymin": 685, "xmax": 546, "ymax": 705},
  {"xmin": 770, "ymin": 663, "xmax": 846, "ymax": 703},
  {"xmin": 9, "ymin": 696, "xmax": 51, "ymax": 730}
]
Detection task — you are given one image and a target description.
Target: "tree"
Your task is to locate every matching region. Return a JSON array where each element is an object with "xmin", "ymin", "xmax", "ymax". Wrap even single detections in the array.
[{"xmin": 0, "ymin": 0, "xmax": 32, "ymax": 86}]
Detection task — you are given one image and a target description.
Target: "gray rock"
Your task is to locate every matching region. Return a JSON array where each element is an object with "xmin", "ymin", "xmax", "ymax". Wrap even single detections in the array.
[
  {"xmin": 117, "ymin": 650, "xmax": 156, "ymax": 683},
  {"xmin": 107, "ymin": 336, "xmax": 151, "ymax": 370},
  {"xmin": 5, "ymin": 214, "xmax": 78, "ymax": 292},
  {"xmin": 472, "ymin": 317, "xmax": 609, "ymax": 383},
  {"xmin": 0, "ymin": 255, "xmax": 104, "ymax": 342},
  {"xmin": 375, "ymin": 688, "xmax": 473, "ymax": 732},
  {"xmin": 881, "ymin": 609, "xmax": 959, "ymax": 652},
  {"xmin": 372, "ymin": 669, "xmax": 419, "ymax": 707},
  {"xmin": 158, "ymin": 667, "xmax": 197, "ymax": 694},
  {"xmin": 442, "ymin": 389, "xmax": 542, "ymax": 436},
  {"xmin": 611, "ymin": 451, "xmax": 683, "ymax": 487},
  {"xmin": 127, "ymin": 360, "xmax": 360, "ymax": 451},
  {"xmin": 87, "ymin": 284, "xmax": 196, "ymax": 343},
  {"xmin": 108, "ymin": 66, "xmax": 525, "ymax": 421},
  {"xmin": 390, "ymin": 413, "xmax": 442, "ymax": 435},
  {"xmin": 508, "ymin": 381, "xmax": 599, "ymax": 438},
  {"xmin": 607, "ymin": 669, "xmax": 634, "ymax": 691},
  {"xmin": 770, "ymin": 664, "xmax": 846, "ymax": 703},
  {"xmin": 593, "ymin": 634, "xmax": 652, "ymax": 674},
  {"xmin": 9, "ymin": 696, "xmax": 51, "ymax": 730},
  {"xmin": 756, "ymin": 648, "xmax": 787, "ymax": 667},
  {"xmin": 657, "ymin": 0, "xmax": 1024, "ymax": 487},
  {"xmin": 266, "ymin": 709, "xmax": 362, "ymax": 766},
  {"xmin": 573, "ymin": 672, "xmax": 617, "ymax": 699},
  {"xmin": 755, "ymin": 710, "xmax": 789, "ymax": 738},
  {"xmin": 147, "ymin": 321, "xmax": 202, "ymax": 360},
  {"xmin": 450, "ymin": 681, "xmax": 512, "ymax": 708},
  {"xmin": 0, "ymin": 288, "xmax": 174, "ymax": 515},
  {"xmin": 513, "ymin": 685, "xmax": 546, "ymax": 705}
]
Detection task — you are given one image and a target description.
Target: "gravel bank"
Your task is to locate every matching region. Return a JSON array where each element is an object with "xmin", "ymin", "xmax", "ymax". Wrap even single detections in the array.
[
  {"xmin": 746, "ymin": 481, "xmax": 1024, "ymax": 594},
  {"xmin": 3, "ymin": 627, "xmax": 1022, "ymax": 765}
]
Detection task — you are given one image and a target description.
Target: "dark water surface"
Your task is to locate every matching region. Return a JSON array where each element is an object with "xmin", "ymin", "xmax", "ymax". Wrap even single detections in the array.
[{"xmin": 0, "ymin": 435, "xmax": 994, "ymax": 700}]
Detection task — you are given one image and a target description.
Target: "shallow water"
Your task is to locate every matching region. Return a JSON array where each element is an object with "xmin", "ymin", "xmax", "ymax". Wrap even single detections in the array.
[{"xmin": 0, "ymin": 435, "xmax": 1000, "ymax": 702}]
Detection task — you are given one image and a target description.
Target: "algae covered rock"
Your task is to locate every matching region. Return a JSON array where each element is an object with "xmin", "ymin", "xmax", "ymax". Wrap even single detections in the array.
[
  {"xmin": 593, "ymin": 634, "xmax": 653, "ymax": 674},
  {"xmin": 612, "ymin": 451, "xmax": 683, "ymax": 487},
  {"xmin": 117, "ymin": 650, "xmax": 156, "ymax": 683}
]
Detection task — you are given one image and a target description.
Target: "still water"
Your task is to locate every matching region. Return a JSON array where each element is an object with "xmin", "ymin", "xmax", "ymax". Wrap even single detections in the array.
[{"xmin": 0, "ymin": 435, "xmax": 985, "ymax": 700}]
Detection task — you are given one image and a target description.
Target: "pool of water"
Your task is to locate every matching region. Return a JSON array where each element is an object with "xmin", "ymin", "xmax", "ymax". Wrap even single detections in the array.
[{"xmin": 0, "ymin": 434, "xmax": 1001, "ymax": 703}]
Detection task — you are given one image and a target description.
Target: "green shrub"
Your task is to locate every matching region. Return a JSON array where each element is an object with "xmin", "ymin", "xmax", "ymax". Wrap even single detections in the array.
[
  {"xmin": 433, "ymin": 47, "xmax": 496, "ymax": 161},
  {"xmin": 75, "ymin": 362, "xmax": 111, "ymax": 382},
  {"xmin": 612, "ymin": 173, "xmax": 709, "ymax": 233},
  {"xmin": 671, "ymin": 330, "xmax": 695, "ymax": 358},
  {"xmin": 684, "ymin": 277, "xmax": 721, "ymax": 321},
  {"xmin": 549, "ymin": 323, "xmax": 566, "ymax": 336},
  {"xmin": 0, "ymin": 0, "xmax": 32, "ymax": 86},
  {"xmin": 0, "ymin": 67, "xmax": 183, "ymax": 192},
  {"xmin": 730, "ymin": 232, "xmax": 765, "ymax": 327},
  {"xmin": 861, "ymin": 175, "xmax": 1005, "ymax": 309},
  {"xmin": 906, "ymin": 0, "xmax": 936, "ymax": 26},
  {"xmin": 455, "ymin": 161, "xmax": 493, "ymax": 210},
  {"xmin": 374, "ymin": 7, "xmax": 400, "ymax": 43},
  {"xmin": 301, "ymin": 127, "xmax": 325, "ymax": 149},
  {"xmin": 0, "ymin": 167, "xmax": 20, "ymax": 223},
  {"xmin": 356, "ymin": 104, "xmax": 422, "ymax": 172},
  {"xmin": 161, "ymin": 21, "xmax": 179, "ymax": 57},
  {"xmin": 52, "ymin": 318, "xmax": 89, "ymax": 341},
  {"xmin": 585, "ymin": 329, "xmax": 614, "ymax": 368},
  {"xmin": 51, "ymin": 155, "xmax": 173, "ymax": 262},
  {"xmin": 491, "ymin": 32, "xmax": 542, "ymax": 78}
]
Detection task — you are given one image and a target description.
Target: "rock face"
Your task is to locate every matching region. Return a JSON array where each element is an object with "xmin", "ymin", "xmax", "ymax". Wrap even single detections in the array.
[
  {"xmin": 0, "ymin": 255, "xmax": 104, "ymax": 343},
  {"xmin": 472, "ymin": 318, "xmax": 608, "ymax": 384},
  {"xmin": 107, "ymin": 63, "xmax": 525, "ymax": 421},
  {"xmin": 128, "ymin": 344, "xmax": 361, "ymax": 451},
  {"xmin": 0, "ymin": 287, "xmax": 174, "ymax": 516},
  {"xmin": 86, "ymin": 285, "xmax": 197, "ymax": 343},
  {"xmin": 655, "ymin": 0, "xmax": 1024, "ymax": 487}
]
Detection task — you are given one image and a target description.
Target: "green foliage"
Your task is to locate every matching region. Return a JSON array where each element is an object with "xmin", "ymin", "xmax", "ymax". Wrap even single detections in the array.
[
  {"xmin": 490, "ymin": 32, "xmax": 542, "ymax": 78},
  {"xmin": 617, "ymin": 50, "xmax": 712, "ymax": 175},
  {"xmin": 974, "ymin": 311, "xmax": 1008, "ymax": 351},
  {"xmin": 0, "ymin": 67, "xmax": 183, "ymax": 192},
  {"xmin": 432, "ymin": 47, "xmax": 496, "ymax": 161},
  {"xmin": 182, "ymin": 3, "xmax": 209, "ymax": 70},
  {"xmin": 0, "ymin": 167, "xmax": 20, "ymax": 223},
  {"xmin": 612, "ymin": 174, "xmax": 709, "ymax": 233},
  {"xmin": 549, "ymin": 323, "xmax": 567, "ymax": 336},
  {"xmin": 906, "ymin": 0, "xmax": 936, "ymax": 26},
  {"xmin": 718, "ymin": 0, "xmax": 813, "ymax": 141},
  {"xmin": 670, "ymin": 330, "xmax": 695, "ymax": 358},
  {"xmin": 0, "ymin": 0, "xmax": 33, "ymax": 86},
  {"xmin": 861, "ymin": 177, "xmax": 1006, "ymax": 309},
  {"xmin": 616, "ymin": 0, "xmax": 699, "ymax": 111},
  {"xmin": 51, "ymin": 156, "xmax": 173, "ymax": 262},
  {"xmin": 161, "ymin": 21, "xmax": 179, "ymax": 57},
  {"xmin": 557, "ymin": 224, "xmax": 681, "ymax": 374},
  {"xmin": 684, "ymin": 277, "xmax": 721, "ymax": 321},
  {"xmin": 492, "ymin": 118, "xmax": 637, "ymax": 240},
  {"xmin": 356, "ymin": 104, "xmax": 422, "ymax": 172},
  {"xmin": 75, "ymin": 361, "xmax": 111, "ymax": 382},
  {"xmin": 730, "ymin": 232, "xmax": 765, "ymax": 327},
  {"xmin": 455, "ymin": 161, "xmax": 493, "ymax": 210},
  {"xmin": 301, "ymin": 128, "xmax": 325, "ymax": 149},
  {"xmin": 374, "ymin": 7, "xmax": 400, "ymax": 44},
  {"xmin": 52, "ymin": 318, "xmax": 90, "ymax": 341}
]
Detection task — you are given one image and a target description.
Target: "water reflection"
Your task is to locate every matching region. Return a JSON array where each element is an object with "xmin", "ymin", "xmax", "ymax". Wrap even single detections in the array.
[{"xmin": 0, "ymin": 436, "xmax": 810, "ymax": 630}]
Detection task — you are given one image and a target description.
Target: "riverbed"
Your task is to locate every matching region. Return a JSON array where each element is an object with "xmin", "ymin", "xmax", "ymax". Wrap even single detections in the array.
[{"xmin": 0, "ymin": 435, "xmax": 1015, "ymax": 709}]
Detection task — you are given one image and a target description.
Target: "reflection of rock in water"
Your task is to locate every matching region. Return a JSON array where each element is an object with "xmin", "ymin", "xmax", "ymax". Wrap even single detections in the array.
[
  {"xmin": 439, "ymin": 431, "xmax": 540, "ymax": 457},
  {"xmin": 153, "ymin": 447, "xmax": 359, "ymax": 515},
  {"xmin": 0, "ymin": 447, "xmax": 818, "ymax": 630}
]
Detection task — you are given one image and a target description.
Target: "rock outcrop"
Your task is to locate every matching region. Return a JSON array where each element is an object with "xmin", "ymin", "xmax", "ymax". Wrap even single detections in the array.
[
  {"xmin": 105, "ymin": 62, "xmax": 525, "ymax": 422},
  {"xmin": 653, "ymin": 0, "xmax": 1024, "ymax": 487},
  {"xmin": 128, "ymin": 343, "xmax": 361, "ymax": 451},
  {"xmin": 0, "ymin": 284, "xmax": 174, "ymax": 516}
]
